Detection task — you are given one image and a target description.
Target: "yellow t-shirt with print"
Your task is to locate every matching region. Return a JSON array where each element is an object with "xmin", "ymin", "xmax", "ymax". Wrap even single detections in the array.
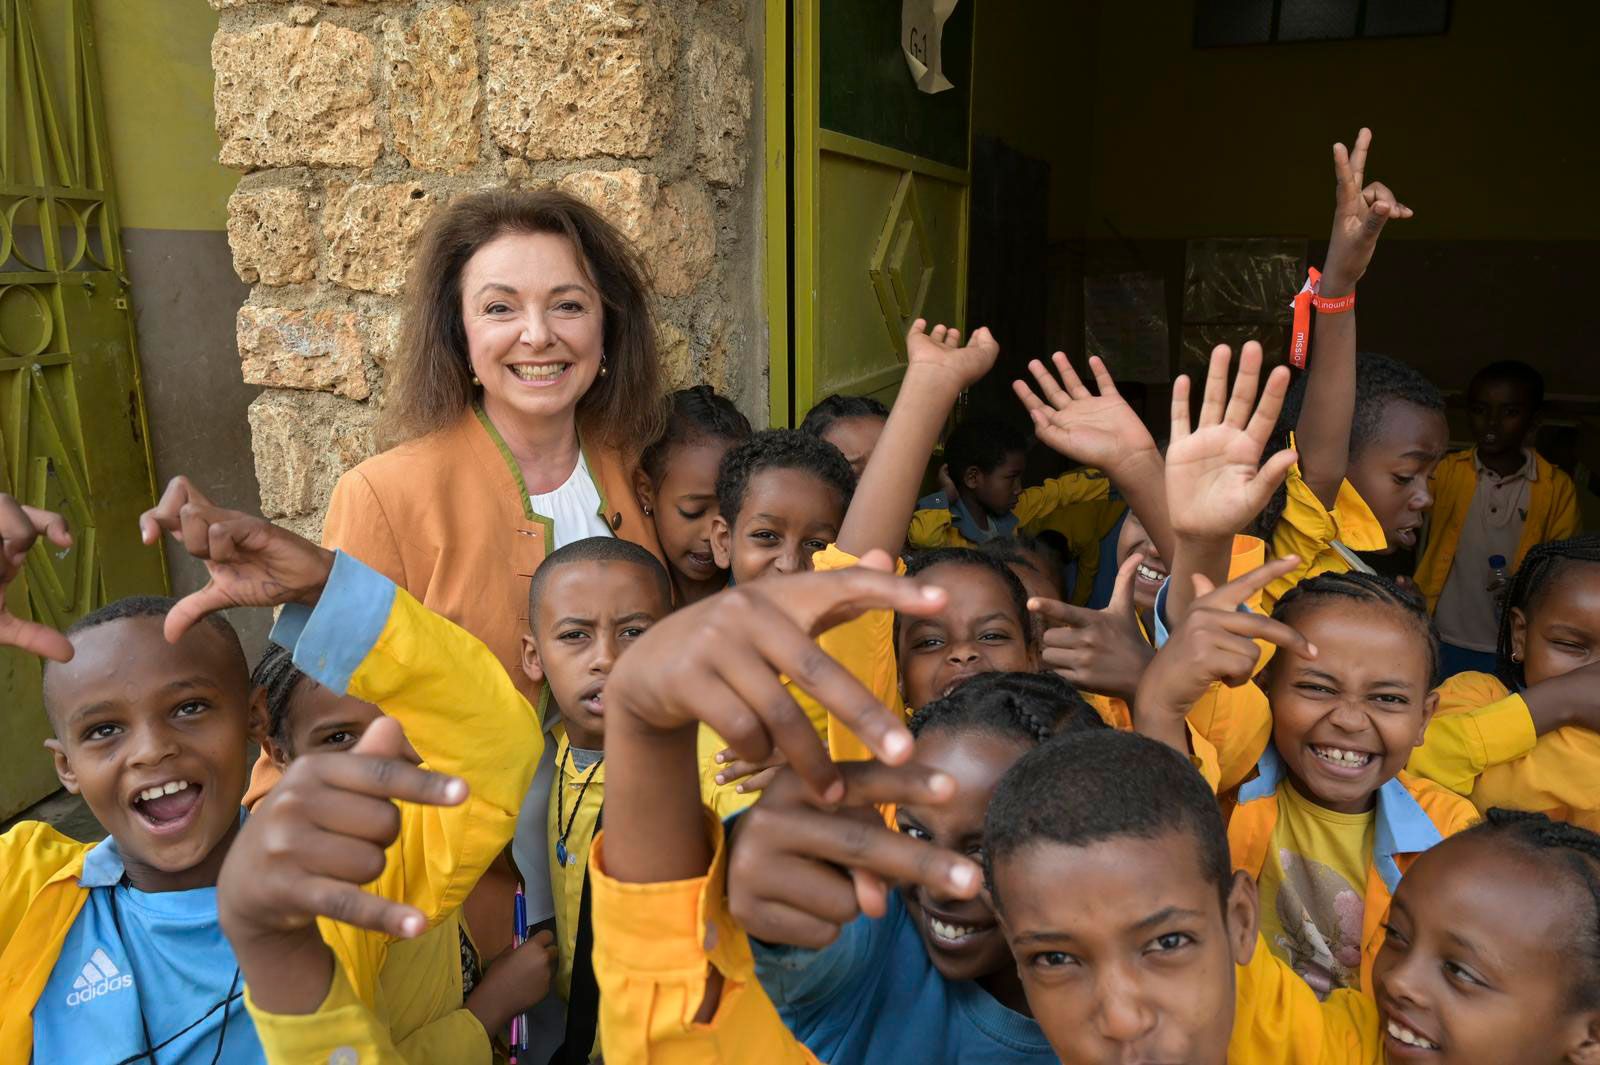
[{"xmin": 1257, "ymin": 782, "xmax": 1374, "ymax": 999}]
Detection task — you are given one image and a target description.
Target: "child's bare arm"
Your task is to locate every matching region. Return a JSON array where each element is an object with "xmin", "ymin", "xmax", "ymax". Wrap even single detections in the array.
[
  {"xmin": 1014, "ymin": 354, "xmax": 1174, "ymax": 565},
  {"xmin": 0, "ymin": 495, "xmax": 74, "ymax": 661},
  {"xmin": 837, "ymin": 320, "xmax": 998, "ymax": 557},
  {"xmin": 1296, "ymin": 128, "xmax": 1413, "ymax": 506},
  {"xmin": 1163, "ymin": 342, "xmax": 1297, "ymax": 626}
]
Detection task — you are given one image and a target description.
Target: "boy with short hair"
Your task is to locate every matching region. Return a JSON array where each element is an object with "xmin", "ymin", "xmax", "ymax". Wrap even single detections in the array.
[
  {"xmin": 710, "ymin": 429, "xmax": 856, "ymax": 587},
  {"xmin": 1414, "ymin": 359, "xmax": 1579, "ymax": 676},
  {"xmin": 517, "ymin": 535, "xmax": 673, "ymax": 1061}
]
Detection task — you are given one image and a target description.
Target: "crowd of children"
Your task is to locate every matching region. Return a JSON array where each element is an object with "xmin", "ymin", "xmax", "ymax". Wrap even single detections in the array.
[{"xmin": 2, "ymin": 126, "xmax": 1598, "ymax": 1065}]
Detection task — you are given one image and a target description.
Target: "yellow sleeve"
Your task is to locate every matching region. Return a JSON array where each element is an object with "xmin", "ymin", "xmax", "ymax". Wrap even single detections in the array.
[
  {"xmin": 589, "ymin": 822, "xmax": 823, "ymax": 1065},
  {"xmin": 1227, "ymin": 938, "xmax": 1382, "ymax": 1065},
  {"xmin": 808, "ymin": 545, "xmax": 907, "ymax": 762},
  {"xmin": 1550, "ymin": 469, "xmax": 1581, "ymax": 540},
  {"xmin": 1265, "ymin": 463, "xmax": 1339, "ymax": 611},
  {"xmin": 1473, "ymin": 724, "xmax": 1600, "ymax": 820},
  {"xmin": 245, "ymin": 961, "xmax": 407, "ymax": 1065},
  {"xmin": 1185, "ymin": 682, "xmax": 1273, "ymax": 795},
  {"xmin": 395, "ymin": 1008, "xmax": 491, "ymax": 1065},
  {"xmin": 1409, "ymin": 690, "xmax": 1537, "ymax": 796},
  {"xmin": 908, "ymin": 507, "xmax": 956, "ymax": 548},
  {"xmin": 1012, "ymin": 469, "xmax": 1112, "ymax": 526},
  {"xmin": 697, "ymin": 724, "xmax": 760, "ymax": 820}
]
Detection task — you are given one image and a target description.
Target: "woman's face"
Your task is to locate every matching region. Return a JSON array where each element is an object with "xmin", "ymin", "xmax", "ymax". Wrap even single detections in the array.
[{"xmin": 461, "ymin": 231, "xmax": 606, "ymax": 428}]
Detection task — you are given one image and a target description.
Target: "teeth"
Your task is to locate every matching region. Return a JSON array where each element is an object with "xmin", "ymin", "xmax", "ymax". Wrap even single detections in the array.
[
  {"xmin": 1387, "ymin": 1020, "xmax": 1439, "ymax": 1050},
  {"xmin": 1312, "ymin": 745, "xmax": 1373, "ymax": 767},
  {"xmin": 1136, "ymin": 564, "xmax": 1165, "ymax": 581},
  {"xmin": 510, "ymin": 363, "xmax": 567, "ymax": 381},
  {"xmin": 136, "ymin": 780, "xmax": 190, "ymax": 803},
  {"xmin": 928, "ymin": 917, "xmax": 980, "ymax": 942}
]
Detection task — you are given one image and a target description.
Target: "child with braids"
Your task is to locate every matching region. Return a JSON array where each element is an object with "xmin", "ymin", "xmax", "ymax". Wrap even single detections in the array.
[
  {"xmin": 1409, "ymin": 534, "xmax": 1600, "ymax": 831},
  {"xmin": 634, "ymin": 385, "xmax": 752, "ymax": 606},
  {"xmin": 249, "ymin": 645, "xmax": 557, "ymax": 1062},
  {"xmin": 983, "ymin": 728, "xmax": 1600, "ymax": 1065}
]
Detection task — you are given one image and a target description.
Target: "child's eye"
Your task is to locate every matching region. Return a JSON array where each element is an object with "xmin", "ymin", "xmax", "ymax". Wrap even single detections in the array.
[
  {"xmin": 619, "ymin": 626, "xmax": 648, "ymax": 640},
  {"xmin": 1444, "ymin": 960, "xmax": 1488, "ymax": 989},
  {"xmin": 83, "ymin": 722, "xmax": 121, "ymax": 742},
  {"xmin": 748, "ymin": 529, "xmax": 779, "ymax": 543},
  {"xmin": 557, "ymin": 630, "xmax": 590, "ymax": 643},
  {"xmin": 1147, "ymin": 931, "xmax": 1194, "ymax": 953},
  {"xmin": 173, "ymin": 700, "xmax": 209, "ymax": 718},
  {"xmin": 1031, "ymin": 951, "xmax": 1078, "ymax": 969},
  {"xmin": 911, "ymin": 636, "xmax": 945, "ymax": 651},
  {"xmin": 1551, "ymin": 640, "xmax": 1588, "ymax": 654},
  {"xmin": 1372, "ymin": 693, "xmax": 1411, "ymax": 706},
  {"xmin": 1381, "ymin": 922, "xmax": 1410, "ymax": 948},
  {"xmin": 900, "ymin": 824, "xmax": 931, "ymax": 842},
  {"xmin": 321, "ymin": 730, "xmax": 358, "ymax": 748},
  {"xmin": 1391, "ymin": 473, "xmax": 1415, "ymax": 487},
  {"xmin": 677, "ymin": 508, "xmax": 708, "ymax": 521},
  {"xmin": 803, "ymin": 539, "xmax": 828, "ymax": 552},
  {"xmin": 1295, "ymin": 682, "xmax": 1336, "ymax": 696},
  {"xmin": 977, "ymin": 630, "xmax": 1013, "ymax": 643}
]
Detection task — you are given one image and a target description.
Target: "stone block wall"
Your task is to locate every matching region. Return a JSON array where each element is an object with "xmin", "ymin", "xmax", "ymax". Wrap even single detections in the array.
[{"xmin": 212, "ymin": 0, "xmax": 762, "ymax": 539}]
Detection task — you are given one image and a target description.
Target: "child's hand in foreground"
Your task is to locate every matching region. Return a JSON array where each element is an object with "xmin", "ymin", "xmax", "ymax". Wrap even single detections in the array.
[
  {"xmin": 1013, "ymin": 353, "xmax": 1157, "ymax": 476},
  {"xmin": 0, "ymin": 494, "xmax": 73, "ymax": 661},
  {"xmin": 604, "ymin": 551, "xmax": 947, "ymax": 802},
  {"xmin": 1321, "ymin": 127, "xmax": 1413, "ymax": 296},
  {"xmin": 728, "ymin": 759, "xmax": 981, "ymax": 947},
  {"xmin": 1164, "ymin": 341, "xmax": 1297, "ymax": 545},
  {"xmin": 904, "ymin": 318, "xmax": 999, "ymax": 396},
  {"xmin": 138, "ymin": 476, "xmax": 335, "ymax": 643},
  {"xmin": 1031, "ymin": 553, "xmax": 1154, "ymax": 703},
  {"xmin": 465, "ymin": 929, "xmax": 557, "ymax": 1036},
  {"xmin": 1133, "ymin": 557, "xmax": 1311, "ymax": 754}
]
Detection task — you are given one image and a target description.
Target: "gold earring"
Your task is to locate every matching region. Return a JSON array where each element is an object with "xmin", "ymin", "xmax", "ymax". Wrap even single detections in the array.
[
  {"xmin": 471, "ymin": 374, "xmax": 481, "ymax": 386},
  {"xmin": 599, "ymin": 356, "xmax": 609, "ymax": 379}
]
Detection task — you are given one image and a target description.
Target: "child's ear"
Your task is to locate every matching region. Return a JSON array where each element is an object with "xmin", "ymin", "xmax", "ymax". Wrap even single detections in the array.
[
  {"xmin": 1509, "ymin": 606, "xmax": 1529, "ymax": 665},
  {"xmin": 961, "ymin": 465, "xmax": 981, "ymax": 492},
  {"xmin": 1224, "ymin": 869, "xmax": 1260, "ymax": 966},
  {"xmin": 520, "ymin": 633, "xmax": 545, "ymax": 687},
  {"xmin": 1568, "ymin": 1014, "xmax": 1600, "ymax": 1065},
  {"xmin": 44, "ymin": 738, "xmax": 78, "ymax": 795},
  {"xmin": 633, "ymin": 467, "xmax": 656, "ymax": 518},
  {"xmin": 247, "ymin": 685, "xmax": 270, "ymax": 748},
  {"xmin": 1414, "ymin": 689, "xmax": 1440, "ymax": 747},
  {"xmin": 261, "ymin": 734, "xmax": 291, "ymax": 770},
  {"xmin": 711, "ymin": 515, "xmax": 732, "ymax": 569}
]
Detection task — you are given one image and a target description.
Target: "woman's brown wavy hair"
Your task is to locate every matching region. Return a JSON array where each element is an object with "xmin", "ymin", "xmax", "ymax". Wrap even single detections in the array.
[{"xmin": 383, "ymin": 187, "xmax": 665, "ymax": 454}]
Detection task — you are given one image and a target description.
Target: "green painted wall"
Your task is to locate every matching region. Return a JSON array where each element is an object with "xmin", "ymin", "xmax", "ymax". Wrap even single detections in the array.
[{"xmin": 90, "ymin": 0, "xmax": 237, "ymax": 231}]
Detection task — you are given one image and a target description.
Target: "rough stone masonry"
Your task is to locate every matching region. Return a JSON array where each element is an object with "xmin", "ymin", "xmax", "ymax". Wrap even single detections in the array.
[{"xmin": 212, "ymin": 0, "xmax": 762, "ymax": 539}]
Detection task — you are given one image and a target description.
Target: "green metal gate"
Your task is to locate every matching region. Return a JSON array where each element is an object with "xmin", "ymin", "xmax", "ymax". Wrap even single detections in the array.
[{"xmin": 0, "ymin": 0, "xmax": 165, "ymax": 818}]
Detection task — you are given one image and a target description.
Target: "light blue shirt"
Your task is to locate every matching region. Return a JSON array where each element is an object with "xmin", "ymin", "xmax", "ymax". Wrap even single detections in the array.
[{"xmin": 33, "ymin": 822, "xmax": 264, "ymax": 1064}]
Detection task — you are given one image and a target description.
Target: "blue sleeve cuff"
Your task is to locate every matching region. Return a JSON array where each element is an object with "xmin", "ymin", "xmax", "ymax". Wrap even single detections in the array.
[
  {"xmin": 269, "ymin": 551, "xmax": 397, "ymax": 696},
  {"xmin": 1151, "ymin": 575, "xmax": 1255, "ymax": 650}
]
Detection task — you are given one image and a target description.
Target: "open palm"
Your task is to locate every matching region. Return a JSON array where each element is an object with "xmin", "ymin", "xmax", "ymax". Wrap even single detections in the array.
[
  {"xmin": 1012, "ymin": 352, "xmax": 1156, "ymax": 471},
  {"xmin": 1165, "ymin": 342, "xmax": 1297, "ymax": 541},
  {"xmin": 905, "ymin": 318, "xmax": 999, "ymax": 392}
]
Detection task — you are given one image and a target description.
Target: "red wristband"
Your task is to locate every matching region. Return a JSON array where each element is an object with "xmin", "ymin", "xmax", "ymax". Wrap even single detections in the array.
[
  {"xmin": 1287, "ymin": 268, "xmax": 1356, "ymax": 368},
  {"xmin": 1312, "ymin": 291, "xmax": 1356, "ymax": 314}
]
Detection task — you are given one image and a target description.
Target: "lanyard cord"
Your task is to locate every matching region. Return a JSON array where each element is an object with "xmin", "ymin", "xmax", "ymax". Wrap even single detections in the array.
[
  {"xmin": 103, "ymin": 882, "xmax": 242, "ymax": 1065},
  {"xmin": 555, "ymin": 746, "xmax": 603, "ymax": 865}
]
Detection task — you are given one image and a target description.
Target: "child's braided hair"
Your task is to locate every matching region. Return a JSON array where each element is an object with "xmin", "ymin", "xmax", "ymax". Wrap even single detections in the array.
[
  {"xmin": 1495, "ymin": 535, "xmax": 1600, "ymax": 689},
  {"xmin": 640, "ymin": 384, "xmax": 752, "ymax": 485},
  {"xmin": 1271, "ymin": 570, "xmax": 1440, "ymax": 686},
  {"xmin": 899, "ymin": 547, "xmax": 1038, "ymax": 652},
  {"xmin": 908, "ymin": 671, "xmax": 1107, "ymax": 748},
  {"xmin": 252, "ymin": 641, "xmax": 307, "ymax": 753},
  {"xmin": 1467, "ymin": 808, "xmax": 1600, "ymax": 1008}
]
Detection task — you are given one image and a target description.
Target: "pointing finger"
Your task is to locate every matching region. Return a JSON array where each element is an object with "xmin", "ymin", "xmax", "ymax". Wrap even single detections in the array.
[{"xmin": 1107, "ymin": 551, "xmax": 1145, "ymax": 617}]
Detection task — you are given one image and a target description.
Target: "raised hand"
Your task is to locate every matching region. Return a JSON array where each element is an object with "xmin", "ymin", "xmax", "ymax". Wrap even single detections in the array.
[
  {"xmin": 1165, "ymin": 342, "xmax": 1298, "ymax": 544},
  {"xmin": 1013, "ymin": 352, "xmax": 1158, "ymax": 476},
  {"xmin": 604, "ymin": 551, "xmax": 947, "ymax": 802},
  {"xmin": 1322, "ymin": 127, "xmax": 1413, "ymax": 295},
  {"xmin": 904, "ymin": 318, "xmax": 1000, "ymax": 394},
  {"xmin": 1031, "ymin": 552, "xmax": 1154, "ymax": 702},
  {"xmin": 138, "ymin": 476, "xmax": 335, "ymax": 643},
  {"xmin": 1133, "ymin": 556, "xmax": 1311, "ymax": 753},
  {"xmin": 727, "ymin": 759, "xmax": 981, "ymax": 948},
  {"xmin": 0, "ymin": 495, "xmax": 73, "ymax": 661}
]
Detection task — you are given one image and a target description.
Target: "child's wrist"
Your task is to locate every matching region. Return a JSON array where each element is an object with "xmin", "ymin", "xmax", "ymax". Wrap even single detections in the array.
[{"xmin": 900, "ymin": 362, "xmax": 969, "ymax": 401}]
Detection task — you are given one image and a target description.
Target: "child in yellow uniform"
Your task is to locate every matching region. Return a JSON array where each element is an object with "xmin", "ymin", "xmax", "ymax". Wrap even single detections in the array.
[
  {"xmin": 1414, "ymin": 361, "xmax": 1579, "ymax": 677},
  {"xmin": 634, "ymin": 386, "xmax": 752, "ymax": 608},
  {"xmin": 1255, "ymin": 130, "xmax": 1444, "ymax": 611},
  {"xmin": 984, "ymin": 727, "xmax": 1600, "ymax": 1065},
  {"xmin": 250, "ymin": 645, "xmax": 555, "ymax": 1062},
  {"xmin": 798, "ymin": 392, "xmax": 889, "ymax": 479},
  {"xmin": 1408, "ymin": 535, "xmax": 1600, "ymax": 830},
  {"xmin": 907, "ymin": 416, "xmax": 1111, "ymax": 549},
  {"xmin": 514, "ymin": 536, "xmax": 674, "ymax": 1060}
]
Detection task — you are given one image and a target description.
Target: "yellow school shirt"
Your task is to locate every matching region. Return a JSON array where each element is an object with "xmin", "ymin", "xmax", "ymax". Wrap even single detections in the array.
[
  {"xmin": 1265, "ymin": 445, "xmax": 1386, "ymax": 612},
  {"xmin": 1410, "ymin": 671, "xmax": 1598, "ymax": 831},
  {"xmin": 908, "ymin": 470, "xmax": 1112, "ymax": 549},
  {"xmin": 696, "ymin": 724, "xmax": 762, "ymax": 820},
  {"xmin": 547, "ymin": 733, "xmax": 606, "ymax": 1009},
  {"xmin": 1257, "ymin": 783, "xmax": 1374, "ymax": 997},
  {"xmin": 382, "ymin": 910, "xmax": 487, "ymax": 1061},
  {"xmin": 590, "ymin": 819, "xmax": 819, "ymax": 1065},
  {"xmin": 1228, "ymin": 935, "xmax": 1383, "ymax": 1064}
]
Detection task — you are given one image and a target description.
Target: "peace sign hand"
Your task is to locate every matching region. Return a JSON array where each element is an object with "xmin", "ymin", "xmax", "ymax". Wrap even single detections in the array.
[
  {"xmin": 1012, "ymin": 352, "xmax": 1159, "ymax": 477},
  {"xmin": 1132, "ymin": 556, "xmax": 1313, "ymax": 753},
  {"xmin": 1031, "ymin": 552, "xmax": 1154, "ymax": 702},
  {"xmin": 0, "ymin": 494, "xmax": 74, "ymax": 662},
  {"xmin": 1323, "ymin": 127, "xmax": 1413, "ymax": 295},
  {"xmin": 1164, "ymin": 341, "xmax": 1298, "ymax": 544}
]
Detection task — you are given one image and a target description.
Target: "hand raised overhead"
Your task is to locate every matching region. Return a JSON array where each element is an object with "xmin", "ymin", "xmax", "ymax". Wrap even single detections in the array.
[
  {"xmin": 1323, "ymin": 127, "xmax": 1413, "ymax": 293},
  {"xmin": 0, "ymin": 494, "xmax": 73, "ymax": 662},
  {"xmin": 1012, "ymin": 352, "xmax": 1158, "ymax": 476},
  {"xmin": 905, "ymin": 317, "xmax": 1000, "ymax": 394}
]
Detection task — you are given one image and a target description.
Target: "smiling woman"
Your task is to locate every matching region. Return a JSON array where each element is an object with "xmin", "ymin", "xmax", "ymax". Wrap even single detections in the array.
[{"xmin": 245, "ymin": 191, "xmax": 667, "ymax": 983}]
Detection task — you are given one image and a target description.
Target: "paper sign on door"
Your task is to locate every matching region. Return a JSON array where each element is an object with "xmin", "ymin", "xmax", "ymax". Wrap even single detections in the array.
[{"xmin": 902, "ymin": 0, "xmax": 958, "ymax": 94}]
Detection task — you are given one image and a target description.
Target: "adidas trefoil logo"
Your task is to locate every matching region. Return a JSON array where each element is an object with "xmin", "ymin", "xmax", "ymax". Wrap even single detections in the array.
[{"xmin": 66, "ymin": 948, "xmax": 133, "ymax": 1006}]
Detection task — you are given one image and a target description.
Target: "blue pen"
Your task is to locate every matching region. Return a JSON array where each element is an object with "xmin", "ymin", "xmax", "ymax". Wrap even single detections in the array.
[{"xmin": 513, "ymin": 886, "xmax": 529, "ymax": 1053}]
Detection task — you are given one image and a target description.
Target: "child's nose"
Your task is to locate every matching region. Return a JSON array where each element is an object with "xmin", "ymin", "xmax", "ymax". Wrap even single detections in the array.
[{"xmin": 1094, "ymin": 968, "xmax": 1155, "ymax": 1043}]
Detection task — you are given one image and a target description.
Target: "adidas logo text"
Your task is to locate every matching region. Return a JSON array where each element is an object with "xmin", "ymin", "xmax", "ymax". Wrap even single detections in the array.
[{"xmin": 66, "ymin": 948, "xmax": 133, "ymax": 1006}]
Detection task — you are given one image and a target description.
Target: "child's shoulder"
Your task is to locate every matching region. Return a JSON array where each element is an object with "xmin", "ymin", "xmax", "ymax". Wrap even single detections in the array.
[
  {"xmin": 1432, "ymin": 669, "xmax": 1511, "ymax": 713},
  {"xmin": 0, "ymin": 820, "xmax": 92, "ymax": 903}
]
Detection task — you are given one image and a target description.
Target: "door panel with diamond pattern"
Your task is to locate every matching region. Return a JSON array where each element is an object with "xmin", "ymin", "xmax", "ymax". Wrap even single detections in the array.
[{"xmin": 0, "ymin": 0, "xmax": 165, "ymax": 818}]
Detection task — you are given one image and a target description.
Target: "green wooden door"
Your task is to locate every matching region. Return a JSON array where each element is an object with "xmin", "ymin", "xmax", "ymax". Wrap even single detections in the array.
[
  {"xmin": 771, "ymin": 0, "xmax": 974, "ymax": 425},
  {"xmin": 0, "ymin": 0, "xmax": 165, "ymax": 818}
]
